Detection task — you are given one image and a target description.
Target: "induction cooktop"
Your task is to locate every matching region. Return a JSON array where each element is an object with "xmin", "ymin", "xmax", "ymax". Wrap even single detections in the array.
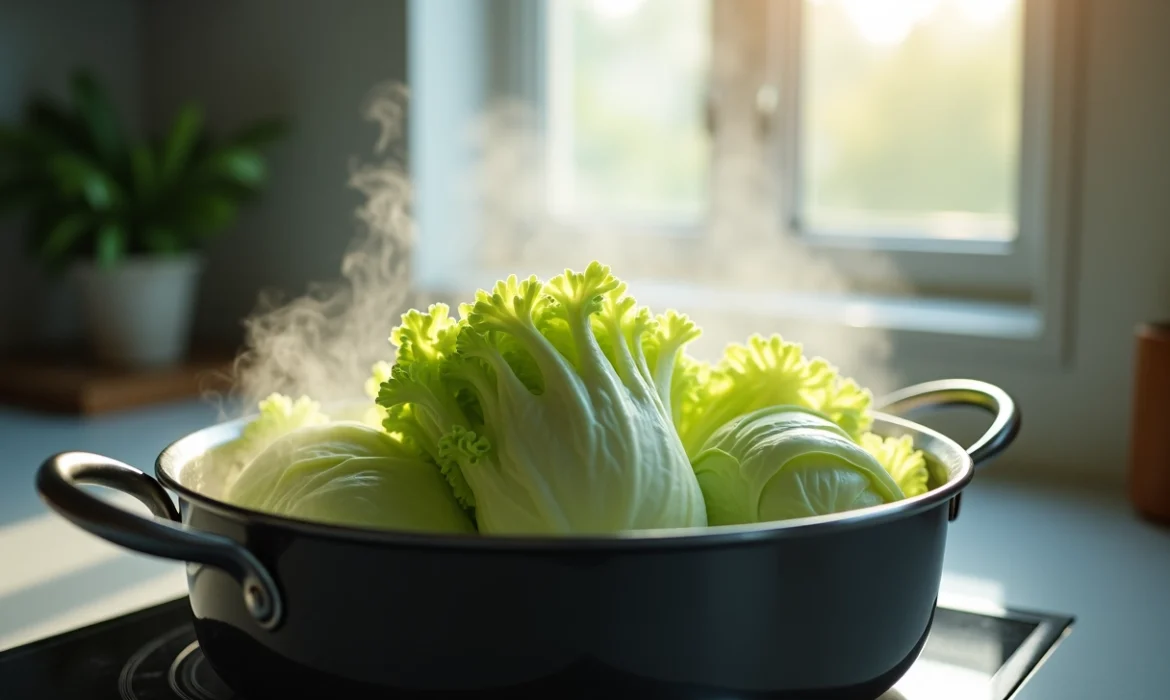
[{"xmin": 0, "ymin": 596, "xmax": 1072, "ymax": 699}]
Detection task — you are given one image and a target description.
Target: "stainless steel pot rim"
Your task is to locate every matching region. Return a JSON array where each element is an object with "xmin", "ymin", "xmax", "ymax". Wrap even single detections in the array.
[{"xmin": 154, "ymin": 410, "xmax": 974, "ymax": 552}]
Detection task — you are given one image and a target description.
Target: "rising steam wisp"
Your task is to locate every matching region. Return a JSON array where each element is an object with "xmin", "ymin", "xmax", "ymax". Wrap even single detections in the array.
[
  {"xmin": 229, "ymin": 84, "xmax": 417, "ymax": 413},
  {"xmin": 225, "ymin": 73, "xmax": 905, "ymax": 417}
]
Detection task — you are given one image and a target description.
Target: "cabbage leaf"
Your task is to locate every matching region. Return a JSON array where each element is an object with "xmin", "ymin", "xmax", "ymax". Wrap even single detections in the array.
[
  {"xmin": 211, "ymin": 392, "xmax": 331, "ymax": 486},
  {"xmin": 861, "ymin": 432, "xmax": 930, "ymax": 497},
  {"xmin": 692, "ymin": 405, "xmax": 904, "ymax": 525},
  {"xmin": 225, "ymin": 421, "xmax": 475, "ymax": 533},
  {"xmin": 675, "ymin": 334, "xmax": 873, "ymax": 458}
]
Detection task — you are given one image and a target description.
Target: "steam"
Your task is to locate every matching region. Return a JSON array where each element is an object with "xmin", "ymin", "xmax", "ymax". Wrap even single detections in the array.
[
  {"xmin": 458, "ymin": 98, "xmax": 905, "ymax": 395},
  {"xmin": 226, "ymin": 78, "xmax": 906, "ymax": 415},
  {"xmin": 230, "ymin": 84, "xmax": 417, "ymax": 411}
]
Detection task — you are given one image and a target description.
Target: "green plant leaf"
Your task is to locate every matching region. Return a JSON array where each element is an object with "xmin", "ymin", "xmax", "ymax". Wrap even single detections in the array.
[
  {"xmin": 131, "ymin": 145, "xmax": 156, "ymax": 201},
  {"xmin": 143, "ymin": 226, "xmax": 183, "ymax": 254},
  {"xmin": 173, "ymin": 191, "xmax": 239, "ymax": 236},
  {"xmin": 94, "ymin": 221, "xmax": 126, "ymax": 267},
  {"xmin": 227, "ymin": 118, "xmax": 288, "ymax": 150},
  {"xmin": 196, "ymin": 147, "xmax": 266, "ymax": 187},
  {"xmin": 38, "ymin": 211, "xmax": 92, "ymax": 263},
  {"xmin": 159, "ymin": 103, "xmax": 204, "ymax": 186},
  {"xmin": 70, "ymin": 70, "xmax": 125, "ymax": 166},
  {"xmin": 47, "ymin": 153, "xmax": 121, "ymax": 210}
]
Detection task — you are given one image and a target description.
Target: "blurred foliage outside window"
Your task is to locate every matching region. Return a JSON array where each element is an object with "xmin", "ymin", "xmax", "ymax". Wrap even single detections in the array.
[
  {"xmin": 548, "ymin": 0, "xmax": 710, "ymax": 221},
  {"xmin": 547, "ymin": 0, "xmax": 1023, "ymax": 242}
]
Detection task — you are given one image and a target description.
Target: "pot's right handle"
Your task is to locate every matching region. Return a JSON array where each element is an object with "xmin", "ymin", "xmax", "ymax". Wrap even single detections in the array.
[
  {"xmin": 877, "ymin": 379, "xmax": 1020, "ymax": 467},
  {"xmin": 36, "ymin": 451, "xmax": 283, "ymax": 630}
]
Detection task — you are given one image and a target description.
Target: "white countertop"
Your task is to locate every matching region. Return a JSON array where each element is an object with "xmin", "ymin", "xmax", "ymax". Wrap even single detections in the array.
[
  {"xmin": 2, "ymin": 399, "xmax": 1169, "ymax": 698},
  {"xmin": 0, "ymin": 400, "xmax": 217, "ymax": 649}
]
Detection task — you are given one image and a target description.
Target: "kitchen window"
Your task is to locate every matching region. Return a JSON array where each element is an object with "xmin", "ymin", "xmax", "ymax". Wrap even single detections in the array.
[{"xmin": 410, "ymin": 0, "xmax": 1076, "ymax": 350}]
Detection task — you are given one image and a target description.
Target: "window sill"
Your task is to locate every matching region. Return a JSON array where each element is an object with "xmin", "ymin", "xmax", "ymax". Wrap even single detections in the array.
[
  {"xmin": 624, "ymin": 280, "xmax": 1043, "ymax": 341},
  {"xmin": 620, "ymin": 279, "xmax": 1066, "ymax": 372},
  {"xmin": 799, "ymin": 229, "xmax": 1016, "ymax": 256}
]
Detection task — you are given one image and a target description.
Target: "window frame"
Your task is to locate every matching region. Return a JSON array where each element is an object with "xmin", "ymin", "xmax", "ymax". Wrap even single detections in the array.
[
  {"xmin": 767, "ymin": 0, "xmax": 1056, "ymax": 302},
  {"xmin": 501, "ymin": 0, "xmax": 1057, "ymax": 300},
  {"xmin": 409, "ymin": 0, "xmax": 1082, "ymax": 365},
  {"xmin": 497, "ymin": 0, "xmax": 717, "ymax": 242}
]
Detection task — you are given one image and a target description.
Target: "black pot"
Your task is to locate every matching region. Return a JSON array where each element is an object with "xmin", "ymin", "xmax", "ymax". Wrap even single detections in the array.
[{"xmin": 35, "ymin": 379, "xmax": 1018, "ymax": 699}]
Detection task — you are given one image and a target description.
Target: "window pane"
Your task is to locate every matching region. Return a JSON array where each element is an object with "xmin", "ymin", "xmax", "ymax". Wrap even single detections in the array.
[
  {"xmin": 800, "ymin": 0, "xmax": 1023, "ymax": 241},
  {"xmin": 548, "ymin": 0, "xmax": 710, "ymax": 222}
]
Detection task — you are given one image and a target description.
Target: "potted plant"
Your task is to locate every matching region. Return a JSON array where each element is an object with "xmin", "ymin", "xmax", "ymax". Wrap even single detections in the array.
[{"xmin": 0, "ymin": 69, "xmax": 285, "ymax": 368}]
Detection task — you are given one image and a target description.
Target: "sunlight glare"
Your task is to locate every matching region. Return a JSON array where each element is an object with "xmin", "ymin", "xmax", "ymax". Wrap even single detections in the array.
[
  {"xmin": 957, "ymin": 0, "xmax": 1016, "ymax": 26},
  {"xmin": 837, "ymin": 0, "xmax": 940, "ymax": 46},
  {"xmin": 588, "ymin": 0, "xmax": 645, "ymax": 20},
  {"xmin": 938, "ymin": 571, "xmax": 1007, "ymax": 613}
]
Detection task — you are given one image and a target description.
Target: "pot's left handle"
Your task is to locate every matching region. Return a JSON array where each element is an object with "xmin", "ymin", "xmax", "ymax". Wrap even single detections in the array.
[{"xmin": 36, "ymin": 451, "xmax": 283, "ymax": 630}]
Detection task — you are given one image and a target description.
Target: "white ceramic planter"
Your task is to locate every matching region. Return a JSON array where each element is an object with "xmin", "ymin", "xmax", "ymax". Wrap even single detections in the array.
[{"xmin": 73, "ymin": 254, "xmax": 204, "ymax": 368}]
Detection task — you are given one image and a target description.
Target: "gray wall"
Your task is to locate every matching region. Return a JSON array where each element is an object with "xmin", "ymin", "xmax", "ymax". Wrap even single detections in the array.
[
  {"xmin": 140, "ymin": 0, "xmax": 409, "ymax": 346},
  {"xmin": 0, "ymin": 0, "xmax": 141, "ymax": 352}
]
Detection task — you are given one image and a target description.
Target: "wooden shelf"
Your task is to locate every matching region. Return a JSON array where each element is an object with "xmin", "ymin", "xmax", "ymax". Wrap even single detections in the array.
[{"xmin": 0, "ymin": 350, "xmax": 236, "ymax": 415}]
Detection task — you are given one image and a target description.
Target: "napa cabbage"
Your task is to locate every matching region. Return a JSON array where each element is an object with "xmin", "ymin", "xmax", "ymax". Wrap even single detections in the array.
[
  {"xmin": 210, "ymin": 392, "xmax": 332, "ymax": 487},
  {"xmin": 691, "ymin": 405, "xmax": 904, "ymax": 525},
  {"xmin": 375, "ymin": 262, "xmax": 708, "ymax": 535},
  {"xmin": 674, "ymin": 334, "xmax": 873, "ymax": 458},
  {"xmin": 225, "ymin": 421, "xmax": 475, "ymax": 533},
  {"xmin": 208, "ymin": 261, "xmax": 932, "ymax": 535}
]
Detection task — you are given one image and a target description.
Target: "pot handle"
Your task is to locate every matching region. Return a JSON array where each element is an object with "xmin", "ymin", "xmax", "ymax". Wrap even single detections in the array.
[
  {"xmin": 877, "ymin": 379, "xmax": 1020, "ymax": 467},
  {"xmin": 36, "ymin": 451, "xmax": 283, "ymax": 630}
]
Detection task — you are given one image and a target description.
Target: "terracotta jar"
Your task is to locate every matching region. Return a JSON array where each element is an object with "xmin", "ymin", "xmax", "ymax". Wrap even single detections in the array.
[{"xmin": 1129, "ymin": 322, "xmax": 1170, "ymax": 523}]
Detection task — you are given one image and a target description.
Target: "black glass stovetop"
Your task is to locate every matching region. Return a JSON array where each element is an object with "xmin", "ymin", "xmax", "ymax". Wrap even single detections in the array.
[{"xmin": 0, "ymin": 597, "xmax": 1072, "ymax": 700}]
